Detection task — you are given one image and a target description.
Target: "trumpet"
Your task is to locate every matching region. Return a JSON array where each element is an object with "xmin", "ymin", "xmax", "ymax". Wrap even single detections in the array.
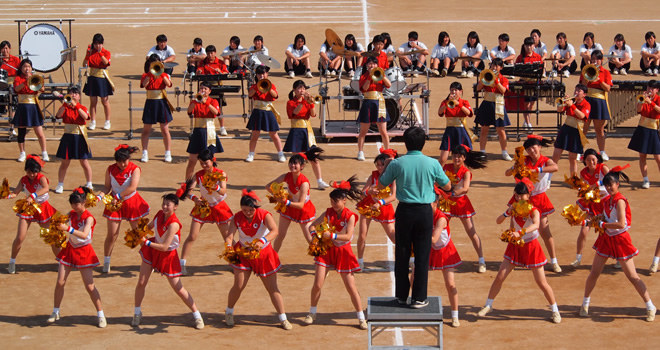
[
  {"xmin": 256, "ymin": 78, "xmax": 272, "ymax": 94},
  {"xmin": 28, "ymin": 74, "xmax": 44, "ymax": 92},
  {"xmin": 582, "ymin": 64, "xmax": 599, "ymax": 82},
  {"xmin": 370, "ymin": 67, "xmax": 385, "ymax": 82},
  {"xmin": 447, "ymin": 99, "xmax": 458, "ymax": 109},
  {"xmin": 637, "ymin": 93, "xmax": 649, "ymax": 104},
  {"xmin": 194, "ymin": 93, "xmax": 204, "ymax": 103},
  {"xmin": 555, "ymin": 96, "xmax": 576, "ymax": 107},
  {"xmin": 62, "ymin": 94, "xmax": 74, "ymax": 106},
  {"xmin": 306, "ymin": 94, "xmax": 323, "ymax": 105},
  {"xmin": 149, "ymin": 61, "xmax": 164, "ymax": 78},
  {"xmin": 478, "ymin": 69, "xmax": 497, "ymax": 86}
]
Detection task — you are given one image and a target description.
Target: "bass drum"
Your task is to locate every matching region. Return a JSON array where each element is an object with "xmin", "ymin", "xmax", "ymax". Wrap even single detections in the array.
[
  {"xmin": 20, "ymin": 23, "xmax": 69, "ymax": 73},
  {"xmin": 369, "ymin": 98, "xmax": 400, "ymax": 131}
]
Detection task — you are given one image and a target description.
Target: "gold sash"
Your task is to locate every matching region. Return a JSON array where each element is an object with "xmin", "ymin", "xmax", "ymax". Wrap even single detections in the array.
[
  {"xmin": 64, "ymin": 123, "xmax": 90, "ymax": 149},
  {"xmin": 89, "ymin": 67, "xmax": 115, "ymax": 92},
  {"xmin": 290, "ymin": 118, "xmax": 316, "ymax": 147},
  {"xmin": 18, "ymin": 94, "xmax": 44, "ymax": 119},
  {"xmin": 446, "ymin": 117, "xmax": 464, "ymax": 127},
  {"xmin": 564, "ymin": 117, "xmax": 589, "ymax": 146},
  {"xmin": 146, "ymin": 89, "xmax": 175, "ymax": 112},
  {"xmin": 254, "ymin": 100, "xmax": 281, "ymax": 124},
  {"xmin": 639, "ymin": 116, "xmax": 660, "ymax": 130},
  {"xmin": 363, "ymin": 91, "xmax": 386, "ymax": 120},
  {"xmin": 483, "ymin": 92, "xmax": 505, "ymax": 120},
  {"xmin": 193, "ymin": 118, "xmax": 218, "ymax": 147}
]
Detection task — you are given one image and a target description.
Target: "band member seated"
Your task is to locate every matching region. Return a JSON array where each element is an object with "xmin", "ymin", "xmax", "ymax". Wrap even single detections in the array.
[
  {"xmin": 429, "ymin": 31, "xmax": 459, "ymax": 77},
  {"xmin": 222, "ymin": 36, "xmax": 245, "ymax": 73},
  {"xmin": 578, "ymin": 32, "xmax": 603, "ymax": 69},
  {"xmin": 551, "ymin": 32, "xmax": 577, "ymax": 78},
  {"xmin": 460, "ymin": 31, "xmax": 484, "ymax": 78},
  {"xmin": 146, "ymin": 34, "xmax": 176, "ymax": 75},
  {"xmin": 489, "ymin": 33, "xmax": 516, "ymax": 65},
  {"xmin": 186, "ymin": 37, "xmax": 207, "ymax": 75},
  {"xmin": 641, "ymin": 31, "xmax": 660, "ymax": 76},
  {"xmin": 397, "ymin": 31, "xmax": 429, "ymax": 77},
  {"xmin": 285, "ymin": 34, "xmax": 312, "ymax": 78}
]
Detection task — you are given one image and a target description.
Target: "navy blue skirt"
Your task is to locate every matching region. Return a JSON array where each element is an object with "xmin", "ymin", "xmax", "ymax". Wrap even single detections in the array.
[
  {"xmin": 83, "ymin": 76, "xmax": 113, "ymax": 97},
  {"xmin": 584, "ymin": 96, "xmax": 610, "ymax": 121},
  {"xmin": 440, "ymin": 126, "xmax": 472, "ymax": 151},
  {"xmin": 283, "ymin": 128, "xmax": 311, "ymax": 152},
  {"xmin": 358, "ymin": 99, "xmax": 390, "ymax": 124},
  {"xmin": 476, "ymin": 101, "xmax": 510, "ymax": 127},
  {"xmin": 186, "ymin": 128, "xmax": 224, "ymax": 154},
  {"xmin": 246, "ymin": 109, "xmax": 279, "ymax": 131},
  {"xmin": 554, "ymin": 124, "xmax": 583, "ymax": 154},
  {"xmin": 628, "ymin": 126, "xmax": 660, "ymax": 154},
  {"xmin": 14, "ymin": 104, "xmax": 43, "ymax": 127},
  {"xmin": 56, "ymin": 133, "xmax": 92, "ymax": 159},
  {"xmin": 142, "ymin": 99, "xmax": 173, "ymax": 124}
]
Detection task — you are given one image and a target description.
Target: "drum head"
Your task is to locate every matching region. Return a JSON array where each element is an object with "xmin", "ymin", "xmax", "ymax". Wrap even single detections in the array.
[
  {"xmin": 20, "ymin": 23, "xmax": 69, "ymax": 72},
  {"xmin": 385, "ymin": 67, "xmax": 407, "ymax": 94}
]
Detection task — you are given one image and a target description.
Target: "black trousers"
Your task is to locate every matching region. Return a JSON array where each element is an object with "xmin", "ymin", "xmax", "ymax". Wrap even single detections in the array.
[{"xmin": 394, "ymin": 202, "xmax": 433, "ymax": 302}]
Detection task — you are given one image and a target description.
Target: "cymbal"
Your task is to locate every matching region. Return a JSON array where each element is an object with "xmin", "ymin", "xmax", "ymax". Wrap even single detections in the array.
[
  {"xmin": 19, "ymin": 52, "xmax": 39, "ymax": 57},
  {"xmin": 325, "ymin": 28, "xmax": 343, "ymax": 49},
  {"xmin": 331, "ymin": 47, "xmax": 360, "ymax": 57},
  {"xmin": 164, "ymin": 62, "xmax": 180, "ymax": 68},
  {"xmin": 257, "ymin": 53, "xmax": 281, "ymax": 69},
  {"xmin": 544, "ymin": 58, "xmax": 561, "ymax": 61},
  {"xmin": 360, "ymin": 51, "xmax": 378, "ymax": 58},
  {"xmin": 456, "ymin": 56, "xmax": 482, "ymax": 60},
  {"xmin": 398, "ymin": 49, "xmax": 426, "ymax": 56}
]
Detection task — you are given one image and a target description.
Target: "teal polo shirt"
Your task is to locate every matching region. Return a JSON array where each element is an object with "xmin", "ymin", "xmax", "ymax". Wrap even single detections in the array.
[{"xmin": 378, "ymin": 150, "xmax": 450, "ymax": 204}]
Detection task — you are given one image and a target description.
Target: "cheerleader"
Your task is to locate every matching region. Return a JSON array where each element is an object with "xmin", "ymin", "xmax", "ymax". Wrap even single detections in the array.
[
  {"xmin": 6, "ymin": 155, "xmax": 58, "ymax": 274},
  {"xmin": 429, "ymin": 31, "xmax": 459, "ymax": 77},
  {"xmin": 550, "ymin": 32, "xmax": 577, "ymax": 78},
  {"xmin": 303, "ymin": 177, "xmax": 367, "ymax": 330},
  {"xmin": 627, "ymin": 80, "xmax": 660, "ymax": 189},
  {"xmin": 140, "ymin": 54, "xmax": 173, "ymax": 163},
  {"xmin": 459, "ymin": 31, "xmax": 484, "ymax": 78},
  {"xmin": 579, "ymin": 166, "xmax": 656, "ymax": 322},
  {"xmin": 578, "ymin": 32, "xmax": 603, "ymax": 69},
  {"xmin": 438, "ymin": 81, "xmax": 474, "ymax": 165},
  {"xmin": 477, "ymin": 180, "xmax": 561, "ymax": 324},
  {"xmin": 225, "ymin": 189, "xmax": 292, "ymax": 330},
  {"xmin": 184, "ymin": 82, "xmax": 224, "ymax": 180},
  {"xmin": 475, "ymin": 58, "xmax": 512, "ymax": 161},
  {"xmin": 133, "ymin": 191, "xmax": 205, "ymax": 330},
  {"xmin": 570, "ymin": 149, "xmax": 609, "ymax": 267},
  {"xmin": 443, "ymin": 145, "xmax": 487, "ymax": 273},
  {"xmin": 581, "ymin": 50, "xmax": 613, "ymax": 161},
  {"xmin": 83, "ymin": 33, "xmax": 113, "ymax": 131},
  {"xmin": 13, "ymin": 59, "xmax": 48, "ymax": 162},
  {"xmin": 356, "ymin": 149, "xmax": 397, "ymax": 269},
  {"xmin": 54, "ymin": 87, "xmax": 92, "ymax": 194},
  {"xmin": 357, "ymin": 56, "xmax": 392, "ymax": 161},
  {"xmin": 641, "ymin": 31, "xmax": 660, "ymax": 76},
  {"xmin": 343, "ymin": 34, "xmax": 364, "ymax": 77},
  {"xmin": 552, "ymin": 84, "xmax": 591, "ymax": 175},
  {"xmin": 245, "ymin": 65, "xmax": 285, "ymax": 163},
  {"xmin": 505, "ymin": 135, "xmax": 561, "ymax": 273},
  {"xmin": 283, "ymin": 80, "xmax": 328, "ymax": 189},
  {"xmin": 48, "ymin": 187, "xmax": 105, "ymax": 328},
  {"xmin": 607, "ymin": 33, "xmax": 633, "ymax": 75},
  {"xmin": 179, "ymin": 149, "xmax": 233, "ymax": 275},
  {"xmin": 99, "ymin": 145, "xmax": 150, "ymax": 273},
  {"xmin": 429, "ymin": 188, "xmax": 461, "ymax": 328},
  {"xmin": 265, "ymin": 150, "xmax": 319, "ymax": 252}
]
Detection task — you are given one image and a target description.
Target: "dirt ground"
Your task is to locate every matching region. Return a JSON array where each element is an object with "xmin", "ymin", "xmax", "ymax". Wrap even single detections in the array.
[{"xmin": 1, "ymin": 1, "xmax": 660, "ymax": 349}]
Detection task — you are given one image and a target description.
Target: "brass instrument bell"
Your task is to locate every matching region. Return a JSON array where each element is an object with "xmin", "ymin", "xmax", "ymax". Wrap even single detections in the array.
[
  {"xmin": 370, "ymin": 67, "xmax": 385, "ymax": 82},
  {"xmin": 582, "ymin": 64, "xmax": 599, "ymax": 82},
  {"xmin": 149, "ymin": 61, "xmax": 165, "ymax": 78},
  {"xmin": 28, "ymin": 75, "xmax": 44, "ymax": 92},
  {"xmin": 257, "ymin": 78, "xmax": 272, "ymax": 94}
]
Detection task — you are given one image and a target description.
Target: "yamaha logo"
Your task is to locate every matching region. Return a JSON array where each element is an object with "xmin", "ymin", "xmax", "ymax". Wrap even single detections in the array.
[{"xmin": 33, "ymin": 30, "xmax": 55, "ymax": 36}]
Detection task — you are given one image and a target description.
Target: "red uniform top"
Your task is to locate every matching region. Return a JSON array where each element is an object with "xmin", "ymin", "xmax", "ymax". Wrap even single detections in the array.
[
  {"xmin": 235, "ymin": 208, "xmax": 270, "ymax": 238},
  {"xmin": 325, "ymin": 207, "xmax": 358, "ymax": 246},
  {"xmin": 196, "ymin": 57, "xmax": 228, "ymax": 75},
  {"xmin": 440, "ymin": 98, "xmax": 473, "ymax": 117},
  {"xmin": 153, "ymin": 210, "xmax": 181, "ymax": 251},
  {"xmin": 359, "ymin": 74, "xmax": 385, "ymax": 93},
  {"xmin": 20, "ymin": 173, "xmax": 48, "ymax": 194},
  {"xmin": 1, "ymin": 55, "xmax": 20, "ymax": 76},
  {"xmin": 602, "ymin": 192, "xmax": 632, "ymax": 236},
  {"xmin": 191, "ymin": 98, "xmax": 220, "ymax": 118},
  {"xmin": 84, "ymin": 46, "xmax": 111, "ymax": 69},
  {"xmin": 284, "ymin": 172, "xmax": 310, "ymax": 198},
  {"xmin": 377, "ymin": 51, "xmax": 389, "ymax": 69},
  {"xmin": 515, "ymin": 52, "xmax": 543, "ymax": 64},
  {"xmin": 443, "ymin": 164, "xmax": 470, "ymax": 185},
  {"xmin": 68, "ymin": 210, "xmax": 95, "ymax": 248},
  {"xmin": 640, "ymin": 94, "xmax": 660, "ymax": 119},
  {"xmin": 61, "ymin": 103, "xmax": 89, "ymax": 125},
  {"xmin": 286, "ymin": 99, "xmax": 315, "ymax": 120},
  {"xmin": 250, "ymin": 83, "xmax": 277, "ymax": 101},
  {"xmin": 583, "ymin": 65, "xmax": 613, "ymax": 90},
  {"xmin": 482, "ymin": 75, "xmax": 509, "ymax": 94},
  {"xmin": 13, "ymin": 76, "xmax": 38, "ymax": 95},
  {"xmin": 580, "ymin": 163, "xmax": 606, "ymax": 186},
  {"xmin": 140, "ymin": 73, "xmax": 170, "ymax": 90},
  {"xmin": 562, "ymin": 98, "xmax": 591, "ymax": 120}
]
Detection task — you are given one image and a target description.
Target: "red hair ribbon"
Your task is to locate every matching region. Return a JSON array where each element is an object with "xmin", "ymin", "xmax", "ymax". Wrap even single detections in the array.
[
  {"xmin": 25, "ymin": 154, "xmax": 45, "ymax": 167},
  {"xmin": 297, "ymin": 152, "xmax": 308, "ymax": 161},
  {"xmin": 379, "ymin": 147, "xmax": 398, "ymax": 159},
  {"xmin": 610, "ymin": 164, "xmax": 630, "ymax": 173},
  {"xmin": 521, "ymin": 177, "xmax": 535, "ymax": 192},
  {"xmin": 330, "ymin": 180, "xmax": 352, "ymax": 190},
  {"xmin": 527, "ymin": 134, "xmax": 543, "ymax": 141},
  {"xmin": 461, "ymin": 144, "xmax": 471, "ymax": 153},
  {"xmin": 73, "ymin": 187, "xmax": 84, "ymax": 194},
  {"xmin": 212, "ymin": 156, "xmax": 216, "ymax": 162},
  {"xmin": 241, "ymin": 188, "xmax": 261, "ymax": 201},
  {"xmin": 114, "ymin": 144, "xmax": 130, "ymax": 151},
  {"xmin": 175, "ymin": 182, "xmax": 187, "ymax": 198}
]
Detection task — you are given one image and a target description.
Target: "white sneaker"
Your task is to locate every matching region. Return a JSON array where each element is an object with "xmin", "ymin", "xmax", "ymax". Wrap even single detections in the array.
[
  {"xmin": 613, "ymin": 68, "xmax": 619, "ymax": 75},
  {"xmin": 330, "ymin": 70, "xmax": 337, "ymax": 77},
  {"xmin": 305, "ymin": 71, "xmax": 313, "ymax": 78},
  {"xmin": 98, "ymin": 316, "xmax": 107, "ymax": 328},
  {"xmin": 278, "ymin": 154, "xmax": 286, "ymax": 163},
  {"xmin": 600, "ymin": 151, "xmax": 609, "ymax": 161},
  {"xmin": 41, "ymin": 152, "xmax": 49, "ymax": 162},
  {"xmin": 478, "ymin": 263, "xmax": 487, "ymax": 273},
  {"xmin": 358, "ymin": 319, "xmax": 368, "ymax": 330},
  {"xmin": 87, "ymin": 120, "xmax": 96, "ymax": 130},
  {"xmin": 654, "ymin": 69, "xmax": 659, "ymax": 76},
  {"xmin": 140, "ymin": 151, "xmax": 149, "ymax": 163},
  {"xmin": 245, "ymin": 154, "xmax": 254, "ymax": 162},
  {"xmin": 642, "ymin": 181, "xmax": 651, "ymax": 189},
  {"xmin": 614, "ymin": 260, "xmax": 622, "ymax": 269},
  {"xmin": 181, "ymin": 264, "xmax": 188, "ymax": 276},
  {"xmin": 47, "ymin": 312, "xmax": 60, "ymax": 324},
  {"xmin": 317, "ymin": 180, "xmax": 329, "ymax": 190},
  {"xmin": 225, "ymin": 313, "xmax": 234, "ymax": 326},
  {"xmin": 194, "ymin": 317, "xmax": 205, "ymax": 330},
  {"xmin": 570, "ymin": 259, "xmax": 581, "ymax": 268},
  {"xmin": 477, "ymin": 305, "xmax": 492, "ymax": 317},
  {"xmin": 17, "ymin": 152, "xmax": 26, "ymax": 162},
  {"xmin": 466, "ymin": 71, "xmax": 474, "ymax": 78},
  {"xmin": 646, "ymin": 69, "xmax": 653, "ymax": 76},
  {"xmin": 324, "ymin": 70, "xmax": 330, "ymax": 77},
  {"xmin": 55, "ymin": 185, "xmax": 64, "ymax": 194},
  {"xmin": 650, "ymin": 261, "xmax": 658, "ymax": 273},
  {"xmin": 348, "ymin": 70, "xmax": 355, "ymax": 78},
  {"xmin": 551, "ymin": 70, "xmax": 558, "ymax": 78},
  {"xmin": 431, "ymin": 69, "xmax": 440, "ymax": 77},
  {"xmin": 441, "ymin": 68, "xmax": 448, "ymax": 77},
  {"xmin": 164, "ymin": 152, "xmax": 172, "ymax": 163},
  {"xmin": 303, "ymin": 313, "xmax": 316, "ymax": 325},
  {"xmin": 460, "ymin": 71, "xmax": 467, "ymax": 78},
  {"xmin": 563, "ymin": 70, "xmax": 570, "ymax": 78},
  {"xmin": 357, "ymin": 151, "xmax": 365, "ymax": 161},
  {"xmin": 11, "ymin": 128, "xmax": 17, "ymax": 136},
  {"xmin": 102, "ymin": 121, "xmax": 111, "ymax": 130},
  {"xmin": 552, "ymin": 262, "xmax": 562, "ymax": 273},
  {"xmin": 579, "ymin": 304, "xmax": 589, "ymax": 317},
  {"xmin": 281, "ymin": 319, "xmax": 293, "ymax": 330},
  {"xmin": 451, "ymin": 317, "xmax": 460, "ymax": 327},
  {"xmin": 288, "ymin": 71, "xmax": 295, "ymax": 79},
  {"xmin": 8, "ymin": 262, "xmax": 16, "ymax": 274},
  {"xmin": 620, "ymin": 68, "xmax": 627, "ymax": 75},
  {"xmin": 131, "ymin": 312, "xmax": 142, "ymax": 327},
  {"xmin": 502, "ymin": 152, "xmax": 513, "ymax": 161},
  {"xmin": 219, "ymin": 127, "xmax": 228, "ymax": 136},
  {"xmin": 551, "ymin": 311, "xmax": 562, "ymax": 324},
  {"xmin": 102, "ymin": 261, "xmax": 110, "ymax": 273}
]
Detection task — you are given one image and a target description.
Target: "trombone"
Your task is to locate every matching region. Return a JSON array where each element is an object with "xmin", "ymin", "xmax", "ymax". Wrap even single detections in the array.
[
  {"xmin": 149, "ymin": 61, "xmax": 165, "ymax": 78},
  {"xmin": 256, "ymin": 78, "xmax": 272, "ymax": 94},
  {"xmin": 478, "ymin": 69, "xmax": 497, "ymax": 86},
  {"xmin": 28, "ymin": 74, "xmax": 44, "ymax": 92},
  {"xmin": 582, "ymin": 64, "xmax": 599, "ymax": 82},
  {"xmin": 370, "ymin": 67, "xmax": 385, "ymax": 82}
]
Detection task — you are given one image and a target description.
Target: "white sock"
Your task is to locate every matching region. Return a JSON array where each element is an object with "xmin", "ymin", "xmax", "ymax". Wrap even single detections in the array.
[
  {"xmin": 478, "ymin": 257, "xmax": 485, "ymax": 264},
  {"xmin": 225, "ymin": 307, "xmax": 234, "ymax": 315},
  {"xmin": 180, "ymin": 259, "xmax": 187, "ymax": 266},
  {"xmin": 57, "ymin": 182, "xmax": 64, "ymax": 187},
  {"xmin": 165, "ymin": 150, "xmax": 171, "ymax": 156},
  {"xmin": 278, "ymin": 313, "xmax": 287, "ymax": 322},
  {"xmin": 480, "ymin": 149, "xmax": 486, "ymax": 153},
  {"xmin": 53, "ymin": 307, "xmax": 60, "ymax": 314},
  {"xmin": 278, "ymin": 151, "xmax": 284, "ymax": 157},
  {"xmin": 644, "ymin": 176, "xmax": 649, "ymax": 182},
  {"xmin": 134, "ymin": 307, "xmax": 141, "ymax": 315},
  {"xmin": 501, "ymin": 150, "xmax": 509, "ymax": 155},
  {"xmin": 309, "ymin": 306, "xmax": 317, "ymax": 314},
  {"xmin": 192, "ymin": 310, "xmax": 201, "ymax": 320},
  {"xmin": 248, "ymin": 152, "xmax": 255, "ymax": 157},
  {"xmin": 583, "ymin": 297, "xmax": 591, "ymax": 306},
  {"xmin": 485, "ymin": 298, "xmax": 494, "ymax": 308},
  {"xmin": 646, "ymin": 300, "xmax": 655, "ymax": 310},
  {"xmin": 358, "ymin": 258, "xmax": 364, "ymax": 265},
  {"xmin": 654, "ymin": 256, "xmax": 660, "ymax": 264},
  {"xmin": 97, "ymin": 310, "xmax": 105, "ymax": 318},
  {"xmin": 85, "ymin": 182, "xmax": 93, "ymax": 188},
  {"xmin": 451, "ymin": 310, "xmax": 459, "ymax": 318},
  {"xmin": 575, "ymin": 254, "xmax": 582, "ymax": 262},
  {"xmin": 550, "ymin": 303, "xmax": 559, "ymax": 312},
  {"xmin": 551, "ymin": 257, "xmax": 558, "ymax": 264},
  {"xmin": 104, "ymin": 256, "xmax": 111, "ymax": 264},
  {"xmin": 143, "ymin": 150, "xmax": 148, "ymax": 155},
  {"xmin": 317, "ymin": 178, "xmax": 324, "ymax": 183},
  {"xmin": 357, "ymin": 311, "xmax": 365, "ymax": 320},
  {"xmin": 9, "ymin": 258, "xmax": 16, "ymax": 264}
]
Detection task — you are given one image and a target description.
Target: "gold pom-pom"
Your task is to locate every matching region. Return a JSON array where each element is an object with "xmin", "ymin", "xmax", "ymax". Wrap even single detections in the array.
[
  {"xmin": 376, "ymin": 186, "xmax": 391, "ymax": 200},
  {"xmin": 445, "ymin": 170, "xmax": 458, "ymax": 185},
  {"xmin": 102, "ymin": 194, "xmax": 123, "ymax": 212},
  {"xmin": 437, "ymin": 196, "xmax": 456, "ymax": 213},
  {"xmin": 0, "ymin": 178, "xmax": 10, "ymax": 199},
  {"xmin": 238, "ymin": 239, "xmax": 261, "ymax": 260},
  {"xmin": 221, "ymin": 243, "xmax": 241, "ymax": 265},
  {"xmin": 202, "ymin": 170, "xmax": 227, "ymax": 194},
  {"xmin": 589, "ymin": 214, "xmax": 606, "ymax": 235},
  {"xmin": 39, "ymin": 211, "xmax": 69, "ymax": 248},
  {"xmin": 512, "ymin": 146, "xmax": 539, "ymax": 183},
  {"xmin": 308, "ymin": 217, "xmax": 336, "ymax": 257},
  {"xmin": 85, "ymin": 193, "xmax": 99, "ymax": 208},
  {"xmin": 123, "ymin": 217, "xmax": 154, "ymax": 249},
  {"xmin": 499, "ymin": 228, "xmax": 525, "ymax": 247},
  {"xmin": 357, "ymin": 205, "xmax": 381, "ymax": 218},
  {"xmin": 511, "ymin": 200, "xmax": 533, "ymax": 219},
  {"xmin": 564, "ymin": 173, "xmax": 589, "ymax": 191},
  {"xmin": 13, "ymin": 198, "xmax": 42, "ymax": 216},
  {"xmin": 192, "ymin": 199, "xmax": 211, "ymax": 218},
  {"xmin": 561, "ymin": 204, "xmax": 587, "ymax": 226},
  {"xmin": 266, "ymin": 182, "xmax": 290, "ymax": 214}
]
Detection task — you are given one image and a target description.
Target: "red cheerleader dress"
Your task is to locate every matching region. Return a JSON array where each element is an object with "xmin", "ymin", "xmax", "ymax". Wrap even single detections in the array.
[
  {"xmin": 314, "ymin": 207, "xmax": 361, "ymax": 273},
  {"xmin": 56, "ymin": 210, "xmax": 100, "ymax": 269}
]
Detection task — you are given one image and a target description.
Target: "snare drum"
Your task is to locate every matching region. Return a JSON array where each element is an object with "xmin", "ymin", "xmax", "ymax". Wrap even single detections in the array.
[
  {"xmin": 20, "ymin": 23, "xmax": 69, "ymax": 72},
  {"xmin": 385, "ymin": 67, "xmax": 407, "ymax": 95},
  {"xmin": 0, "ymin": 69, "xmax": 8, "ymax": 90}
]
